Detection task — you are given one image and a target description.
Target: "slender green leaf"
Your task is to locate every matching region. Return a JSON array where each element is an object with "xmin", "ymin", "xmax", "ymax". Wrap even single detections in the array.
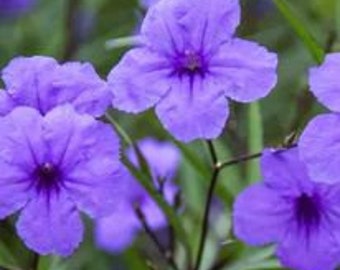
[
  {"xmin": 105, "ymin": 114, "xmax": 190, "ymax": 253},
  {"xmin": 105, "ymin": 35, "xmax": 141, "ymax": 50},
  {"xmin": 122, "ymin": 156, "xmax": 191, "ymax": 255},
  {"xmin": 272, "ymin": 0, "xmax": 324, "ymax": 63},
  {"xmin": 336, "ymin": 0, "xmax": 340, "ymax": 40},
  {"xmin": 246, "ymin": 102, "xmax": 263, "ymax": 183},
  {"xmin": 227, "ymin": 245, "xmax": 280, "ymax": 270},
  {"xmin": 105, "ymin": 112, "xmax": 133, "ymax": 146},
  {"xmin": 105, "ymin": 113, "xmax": 191, "ymax": 260},
  {"xmin": 105, "ymin": 112, "xmax": 153, "ymax": 179},
  {"xmin": 38, "ymin": 256, "xmax": 65, "ymax": 270},
  {"xmin": 0, "ymin": 241, "xmax": 18, "ymax": 270}
]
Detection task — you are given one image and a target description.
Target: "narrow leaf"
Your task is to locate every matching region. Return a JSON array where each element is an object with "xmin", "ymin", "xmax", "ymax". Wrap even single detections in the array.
[
  {"xmin": 272, "ymin": 0, "xmax": 324, "ymax": 63},
  {"xmin": 123, "ymin": 156, "xmax": 191, "ymax": 255},
  {"xmin": 246, "ymin": 102, "xmax": 263, "ymax": 183}
]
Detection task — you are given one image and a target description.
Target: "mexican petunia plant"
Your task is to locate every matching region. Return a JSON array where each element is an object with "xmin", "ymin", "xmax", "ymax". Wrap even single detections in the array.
[
  {"xmin": 0, "ymin": 0, "xmax": 339, "ymax": 269},
  {"xmin": 108, "ymin": 0, "xmax": 278, "ymax": 142}
]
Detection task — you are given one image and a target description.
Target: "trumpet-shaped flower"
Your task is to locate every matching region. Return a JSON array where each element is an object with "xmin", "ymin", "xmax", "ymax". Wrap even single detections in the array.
[
  {"xmin": 234, "ymin": 148, "xmax": 340, "ymax": 270},
  {"xmin": 108, "ymin": 0, "xmax": 277, "ymax": 142},
  {"xmin": 299, "ymin": 54, "xmax": 340, "ymax": 184},
  {"xmin": 0, "ymin": 105, "xmax": 127, "ymax": 256}
]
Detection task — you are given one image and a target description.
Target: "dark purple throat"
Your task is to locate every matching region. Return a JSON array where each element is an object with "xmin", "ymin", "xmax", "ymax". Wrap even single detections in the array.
[
  {"xmin": 294, "ymin": 193, "xmax": 322, "ymax": 235},
  {"xmin": 34, "ymin": 162, "xmax": 61, "ymax": 194},
  {"xmin": 174, "ymin": 50, "xmax": 207, "ymax": 78}
]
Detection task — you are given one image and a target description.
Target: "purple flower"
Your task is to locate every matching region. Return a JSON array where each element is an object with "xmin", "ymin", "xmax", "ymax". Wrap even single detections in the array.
[
  {"xmin": 0, "ymin": 0, "xmax": 35, "ymax": 14},
  {"xmin": 96, "ymin": 138, "xmax": 180, "ymax": 252},
  {"xmin": 0, "ymin": 105, "xmax": 128, "ymax": 256},
  {"xmin": 233, "ymin": 148, "xmax": 340, "ymax": 270},
  {"xmin": 299, "ymin": 113, "xmax": 340, "ymax": 184},
  {"xmin": 309, "ymin": 53, "xmax": 340, "ymax": 112},
  {"xmin": 297, "ymin": 54, "xmax": 340, "ymax": 184},
  {"xmin": 108, "ymin": 0, "xmax": 277, "ymax": 142},
  {"xmin": 0, "ymin": 56, "xmax": 111, "ymax": 117}
]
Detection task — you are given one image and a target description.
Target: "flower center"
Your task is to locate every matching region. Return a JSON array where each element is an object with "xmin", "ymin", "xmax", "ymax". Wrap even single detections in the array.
[
  {"xmin": 175, "ymin": 50, "xmax": 206, "ymax": 77},
  {"xmin": 34, "ymin": 162, "xmax": 61, "ymax": 194},
  {"xmin": 294, "ymin": 193, "xmax": 322, "ymax": 234}
]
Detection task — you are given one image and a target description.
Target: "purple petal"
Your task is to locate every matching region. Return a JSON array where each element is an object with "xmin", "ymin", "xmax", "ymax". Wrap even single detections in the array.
[
  {"xmin": 0, "ymin": 90, "xmax": 15, "ymax": 115},
  {"xmin": 210, "ymin": 38, "xmax": 278, "ymax": 102},
  {"xmin": 139, "ymin": 0, "xmax": 159, "ymax": 9},
  {"xmin": 261, "ymin": 148, "xmax": 314, "ymax": 196},
  {"xmin": 127, "ymin": 138, "xmax": 180, "ymax": 180},
  {"xmin": 0, "ymin": 107, "xmax": 46, "ymax": 172},
  {"xmin": 96, "ymin": 204, "xmax": 139, "ymax": 253},
  {"xmin": 155, "ymin": 77, "xmax": 228, "ymax": 142},
  {"xmin": 0, "ymin": 164, "xmax": 32, "ymax": 219},
  {"xmin": 1, "ymin": 56, "xmax": 57, "ymax": 113},
  {"xmin": 325, "ymin": 188, "xmax": 340, "ymax": 251},
  {"xmin": 141, "ymin": 0, "xmax": 240, "ymax": 54},
  {"xmin": 233, "ymin": 183, "xmax": 292, "ymax": 245},
  {"xmin": 67, "ymin": 165, "xmax": 132, "ymax": 218},
  {"xmin": 309, "ymin": 53, "xmax": 340, "ymax": 112},
  {"xmin": 108, "ymin": 48, "xmax": 172, "ymax": 113},
  {"xmin": 299, "ymin": 114, "xmax": 340, "ymax": 184},
  {"xmin": 16, "ymin": 193, "xmax": 83, "ymax": 256},
  {"xmin": 0, "ymin": 107, "xmax": 47, "ymax": 218},
  {"xmin": 49, "ymin": 62, "xmax": 111, "ymax": 117},
  {"xmin": 141, "ymin": 191, "xmax": 169, "ymax": 229},
  {"xmin": 0, "ymin": 0, "xmax": 35, "ymax": 14},
  {"xmin": 277, "ymin": 225, "xmax": 340, "ymax": 270},
  {"xmin": 43, "ymin": 105, "xmax": 120, "ymax": 173},
  {"xmin": 1, "ymin": 56, "xmax": 110, "ymax": 116},
  {"xmin": 42, "ymin": 105, "xmax": 126, "ymax": 217}
]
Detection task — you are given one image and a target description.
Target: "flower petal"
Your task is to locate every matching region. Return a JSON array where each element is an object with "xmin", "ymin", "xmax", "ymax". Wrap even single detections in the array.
[
  {"xmin": 16, "ymin": 193, "xmax": 83, "ymax": 256},
  {"xmin": 155, "ymin": 77, "xmax": 228, "ymax": 142},
  {"xmin": 277, "ymin": 224, "xmax": 340, "ymax": 270},
  {"xmin": 0, "ymin": 107, "xmax": 45, "ymax": 170},
  {"xmin": 108, "ymin": 48, "xmax": 172, "ymax": 113},
  {"xmin": 309, "ymin": 53, "xmax": 340, "ymax": 112},
  {"xmin": 141, "ymin": 0, "xmax": 240, "ymax": 54},
  {"xmin": 1, "ymin": 56, "xmax": 110, "ymax": 116},
  {"xmin": 42, "ymin": 106, "xmax": 127, "ymax": 217},
  {"xmin": 233, "ymin": 183, "xmax": 291, "ymax": 245},
  {"xmin": 210, "ymin": 38, "xmax": 278, "ymax": 102},
  {"xmin": 43, "ymin": 105, "xmax": 120, "ymax": 172},
  {"xmin": 0, "ymin": 107, "xmax": 46, "ymax": 218},
  {"xmin": 261, "ymin": 148, "xmax": 314, "ymax": 196},
  {"xmin": 96, "ymin": 204, "xmax": 139, "ymax": 253},
  {"xmin": 66, "ymin": 165, "xmax": 132, "ymax": 218},
  {"xmin": 1, "ymin": 56, "xmax": 57, "ymax": 113},
  {"xmin": 0, "ymin": 90, "xmax": 15, "ymax": 116},
  {"xmin": 141, "ymin": 192, "xmax": 170, "ymax": 229},
  {"xmin": 49, "ymin": 62, "xmax": 111, "ymax": 117},
  {"xmin": 0, "ymin": 164, "xmax": 31, "ymax": 219},
  {"xmin": 299, "ymin": 114, "xmax": 340, "ymax": 184},
  {"xmin": 127, "ymin": 138, "xmax": 180, "ymax": 180}
]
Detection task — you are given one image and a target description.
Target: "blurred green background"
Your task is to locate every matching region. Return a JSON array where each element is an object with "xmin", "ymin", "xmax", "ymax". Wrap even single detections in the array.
[{"xmin": 0, "ymin": 0, "xmax": 337, "ymax": 269}]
